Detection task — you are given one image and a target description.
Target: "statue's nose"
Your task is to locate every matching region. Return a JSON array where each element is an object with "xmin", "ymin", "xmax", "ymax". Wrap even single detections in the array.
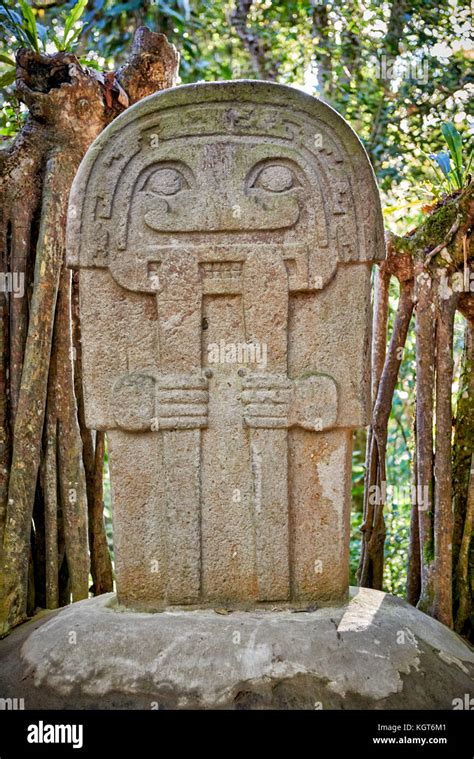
[{"xmin": 203, "ymin": 191, "xmax": 240, "ymax": 225}]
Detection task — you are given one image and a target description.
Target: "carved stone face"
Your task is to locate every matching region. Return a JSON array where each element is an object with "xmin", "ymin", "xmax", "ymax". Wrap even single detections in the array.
[
  {"xmin": 120, "ymin": 139, "xmax": 318, "ymax": 295},
  {"xmin": 139, "ymin": 146, "xmax": 304, "ymax": 233},
  {"xmin": 69, "ymin": 84, "xmax": 384, "ymax": 297}
]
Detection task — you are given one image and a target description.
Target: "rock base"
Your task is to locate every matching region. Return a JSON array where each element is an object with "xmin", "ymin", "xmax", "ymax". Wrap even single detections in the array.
[{"xmin": 0, "ymin": 588, "xmax": 472, "ymax": 709}]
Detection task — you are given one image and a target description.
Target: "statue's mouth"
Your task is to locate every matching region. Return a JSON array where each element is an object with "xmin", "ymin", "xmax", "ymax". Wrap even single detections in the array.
[{"xmin": 142, "ymin": 202, "xmax": 301, "ymax": 234}]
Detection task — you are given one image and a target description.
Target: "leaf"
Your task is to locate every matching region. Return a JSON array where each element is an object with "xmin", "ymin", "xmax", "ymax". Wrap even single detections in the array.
[
  {"xmin": 428, "ymin": 151, "xmax": 451, "ymax": 179},
  {"xmin": 0, "ymin": 5, "xmax": 24, "ymax": 31},
  {"xmin": 64, "ymin": 24, "xmax": 84, "ymax": 49},
  {"xmin": 441, "ymin": 122, "xmax": 463, "ymax": 188},
  {"xmin": 0, "ymin": 5, "xmax": 21, "ymax": 22},
  {"xmin": 178, "ymin": 0, "xmax": 191, "ymax": 18},
  {"xmin": 18, "ymin": 0, "xmax": 39, "ymax": 52},
  {"xmin": 47, "ymin": 29, "xmax": 63, "ymax": 51},
  {"xmin": 0, "ymin": 6, "xmax": 30, "ymax": 48},
  {"xmin": 36, "ymin": 22, "xmax": 49, "ymax": 50},
  {"xmin": 159, "ymin": 3, "xmax": 185, "ymax": 23},
  {"xmin": 79, "ymin": 57, "xmax": 101, "ymax": 70},
  {"xmin": 63, "ymin": 0, "xmax": 88, "ymax": 47},
  {"xmin": 0, "ymin": 54, "xmax": 15, "ymax": 66},
  {"xmin": 64, "ymin": 0, "xmax": 88, "ymax": 37},
  {"xmin": 0, "ymin": 69, "xmax": 16, "ymax": 88}
]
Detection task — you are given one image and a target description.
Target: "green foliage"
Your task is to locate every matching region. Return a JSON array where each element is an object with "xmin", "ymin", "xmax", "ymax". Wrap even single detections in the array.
[
  {"xmin": 0, "ymin": 1, "xmax": 41, "ymax": 52},
  {"xmin": 0, "ymin": 67, "xmax": 14, "ymax": 87},
  {"xmin": 428, "ymin": 121, "xmax": 473, "ymax": 196},
  {"xmin": 0, "ymin": 0, "xmax": 88, "ymax": 54},
  {"xmin": 48, "ymin": 0, "xmax": 89, "ymax": 51},
  {"xmin": 17, "ymin": 0, "xmax": 39, "ymax": 50},
  {"xmin": 349, "ymin": 502, "xmax": 411, "ymax": 596},
  {"xmin": 0, "ymin": 95, "xmax": 25, "ymax": 138},
  {"xmin": 349, "ymin": 510, "xmax": 363, "ymax": 586},
  {"xmin": 0, "ymin": 0, "xmax": 90, "ymax": 145},
  {"xmin": 103, "ymin": 441, "xmax": 114, "ymax": 561},
  {"xmin": 383, "ymin": 502, "xmax": 411, "ymax": 597},
  {"xmin": 0, "ymin": 52, "xmax": 14, "ymax": 65}
]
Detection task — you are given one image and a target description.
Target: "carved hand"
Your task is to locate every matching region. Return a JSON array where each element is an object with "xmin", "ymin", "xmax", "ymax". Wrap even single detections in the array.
[
  {"xmin": 112, "ymin": 373, "xmax": 209, "ymax": 431},
  {"xmin": 241, "ymin": 372, "xmax": 337, "ymax": 431}
]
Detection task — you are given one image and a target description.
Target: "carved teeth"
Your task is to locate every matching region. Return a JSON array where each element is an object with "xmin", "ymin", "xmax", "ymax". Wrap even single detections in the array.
[{"xmin": 200, "ymin": 262, "xmax": 243, "ymax": 279}]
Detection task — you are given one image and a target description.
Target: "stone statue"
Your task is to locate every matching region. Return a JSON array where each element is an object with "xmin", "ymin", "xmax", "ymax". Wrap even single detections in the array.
[{"xmin": 67, "ymin": 82, "xmax": 385, "ymax": 611}]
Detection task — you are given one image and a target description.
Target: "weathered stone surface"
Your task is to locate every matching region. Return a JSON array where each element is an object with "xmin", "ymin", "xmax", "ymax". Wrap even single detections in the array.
[
  {"xmin": 67, "ymin": 81, "xmax": 385, "ymax": 610},
  {"xmin": 0, "ymin": 588, "xmax": 472, "ymax": 710}
]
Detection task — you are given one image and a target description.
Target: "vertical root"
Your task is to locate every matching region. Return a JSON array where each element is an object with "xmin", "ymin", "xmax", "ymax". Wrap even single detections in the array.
[{"xmin": 433, "ymin": 291, "xmax": 456, "ymax": 627}]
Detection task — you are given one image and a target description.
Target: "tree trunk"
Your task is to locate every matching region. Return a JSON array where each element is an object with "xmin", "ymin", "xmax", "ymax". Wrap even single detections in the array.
[
  {"xmin": 452, "ymin": 313, "xmax": 474, "ymax": 636},
  {"xmin": 358, "ymin": 262, "xmax": 414, "ymax": 589},
  {"xmin": 0, "ymin": 28, "xmax": 179, "ymax": 636},
  {"xmin": 360, "ymin": 183, "xmax": 473, "ymax": 636},
  {"xmin": 433, "ymin": 289, "xmax": 457, "ymax": 626}
]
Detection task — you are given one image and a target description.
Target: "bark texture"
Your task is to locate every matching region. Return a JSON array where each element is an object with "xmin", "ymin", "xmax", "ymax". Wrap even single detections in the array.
[{"xmin": 452, "ymin": 315, "xmax": 474, "ymax": 637}]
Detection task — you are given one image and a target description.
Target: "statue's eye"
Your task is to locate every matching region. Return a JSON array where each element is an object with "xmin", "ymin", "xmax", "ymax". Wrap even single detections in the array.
[
  {"xmin": 145, "ymin": 168, "xmax": 187, "ymax": 195},
  {"xmin": 253, "ymin": 165, "xmax": 296, "ymax": 192}
]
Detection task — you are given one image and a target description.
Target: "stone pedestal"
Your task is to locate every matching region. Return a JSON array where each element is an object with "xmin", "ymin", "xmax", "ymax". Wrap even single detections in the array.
[{"xmin": 1, "ymin": 588, "xmax": 472, "ymax": 710}]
